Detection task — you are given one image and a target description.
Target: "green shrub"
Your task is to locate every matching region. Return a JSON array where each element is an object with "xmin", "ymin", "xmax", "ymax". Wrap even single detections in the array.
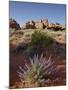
[{"xmin": 31, "ymin": 31, "xmax": 54, "ymax": 48}]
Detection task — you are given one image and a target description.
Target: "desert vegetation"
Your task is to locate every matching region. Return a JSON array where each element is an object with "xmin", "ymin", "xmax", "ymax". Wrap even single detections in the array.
[
  {"xmin": 16, "ymin": 54, "xmax": 59, "ymax": 88},
  {"xmin": 31, "ymin": 30, "xmax": 54, "ymax": 47},
  {"xmin": 9, "ymin": 18, "xmax": 66, "ymax": 88}
]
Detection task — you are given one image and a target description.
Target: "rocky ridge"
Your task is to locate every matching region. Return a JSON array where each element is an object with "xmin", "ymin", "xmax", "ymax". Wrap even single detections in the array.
[
  {"xmin": 9, "ymin": 18, "xmax": 65, "ymax": 31},
  {"xmin": 22, "ymin": 19, "xmax": 65, "ymax": 30},
  {"xmin": 9, "ymin": 18, "xmax": 21, "ymax": 30}
]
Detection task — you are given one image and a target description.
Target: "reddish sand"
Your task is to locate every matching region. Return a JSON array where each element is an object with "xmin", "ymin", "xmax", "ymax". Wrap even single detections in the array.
[{"xmin": 10, "ymin": 44, "xmax": 66, "ymax": 88}]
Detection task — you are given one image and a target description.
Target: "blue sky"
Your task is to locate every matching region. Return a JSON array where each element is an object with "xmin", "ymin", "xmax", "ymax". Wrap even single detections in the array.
[{"xmin": 9, "ymin": 1, "xmax": 66, "ymax": 26}]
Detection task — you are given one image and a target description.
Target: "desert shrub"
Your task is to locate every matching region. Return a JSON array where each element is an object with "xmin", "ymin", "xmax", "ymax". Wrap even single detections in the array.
[
  {"xmin": 15, "ymin": 31, "xmax": 24, "ymax": 35},
  {"xmin": 31, "ymin": 31, "xmax": 54, "ymax": 48},
  {"xmin": 17, "ymin": 54, "xmax": 58, "ymax": 88}
]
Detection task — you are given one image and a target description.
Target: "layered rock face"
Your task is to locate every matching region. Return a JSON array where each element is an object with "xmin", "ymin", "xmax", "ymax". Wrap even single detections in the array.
[
  {"xmin": 22, "ymin": 19, "xmax": 65, "ymax": 30},
  {"xmin": 42, "ymin": 19, "xmax": 49, "ymax": 28},
  {"xmin": 35, "ymin": 20, "xmax": 43, "ymax": 29},
  {"xmin": 9, "ymin": 19, "xmax": 21, "ymax": 30},
  {"xmin": 9, "ymin": 18, "xmax": 65, "ymax": 30},
  {"xmin": 23, "ymin": 21, "xmax": 36, "ymax": 29},
  {"xmin": 47, "ymin": 23, "xmax": 56, "ymax": 29},
  {"xmin": 22, "ymin": 19, "xmax": 49, "ymax": 29}
]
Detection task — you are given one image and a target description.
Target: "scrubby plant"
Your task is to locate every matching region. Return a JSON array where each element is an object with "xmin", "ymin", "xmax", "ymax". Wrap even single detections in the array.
[
  {"xmin": 31, "ymin": 31, "xmax": 54, "ymax": 48},
  {"xmin": 15, "ymin": 31, "xmax": 24, "ymax": 35},
  {"xmin": 17, "ymin": 54, "xmax": 58, "ymax": 88}
]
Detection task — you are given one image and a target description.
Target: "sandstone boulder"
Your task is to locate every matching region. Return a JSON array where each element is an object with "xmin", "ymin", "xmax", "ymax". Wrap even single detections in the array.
[
  {"xmin": 35, "ymin": 20, "xmax": 43, "ymax": 29},
  {"xmin": 55, "ymin": 24, "xmax": 61, "ymax": 30},
  {"xmin": 42, "ymin": 19, "xmax": 49, "ymax": 28},
  {"xmin": 23, "ymin": 20, "xmax": 35, "ymax": 29},
  {"xmin": 54, "ymin": 23, "xmax": 65, "ymax": 31},
  {"xmin": 9, "ymin": 18, "xmax": 21, "ymax": 30},
  {"xmin": 60, "ymin": 25, "xmax": 65, "ymax": 30},
  {"xmin": 22, "ymin": 19, "xmax": 65, "ymax": 30},
  {"xmin": 47, "ymin": 23, "xmax": 55, "ymax": 29},
  {"xmin": 47, "ymin": 23, "xmax": 65, "ymax": 31}
]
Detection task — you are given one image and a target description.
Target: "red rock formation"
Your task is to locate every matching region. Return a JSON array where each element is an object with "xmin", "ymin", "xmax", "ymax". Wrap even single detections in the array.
[
  {"xmin": 47, "ymin": 23, "xmax": 65, "ymax": 30},
  {"xmin": 9, "ymin": 19, "xmax": 21, "ymax": 30},
  {"xmin": 42, "ymin": 19, "xmax": 49, "ymax": 28},
  {"xmin": 35, "ymin": 20, "xmax": 43, "ymax": 29},
  {"xmin": 23, "ymin": 20, "xmax": 36, "ymax": 29},
  {"xmin": 22, "ymin": 19, "xmax": 65, "ymax": 30},
  {"xmin": 47, "ymin": 23, "xmax": 56, "ymax": 29}
]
